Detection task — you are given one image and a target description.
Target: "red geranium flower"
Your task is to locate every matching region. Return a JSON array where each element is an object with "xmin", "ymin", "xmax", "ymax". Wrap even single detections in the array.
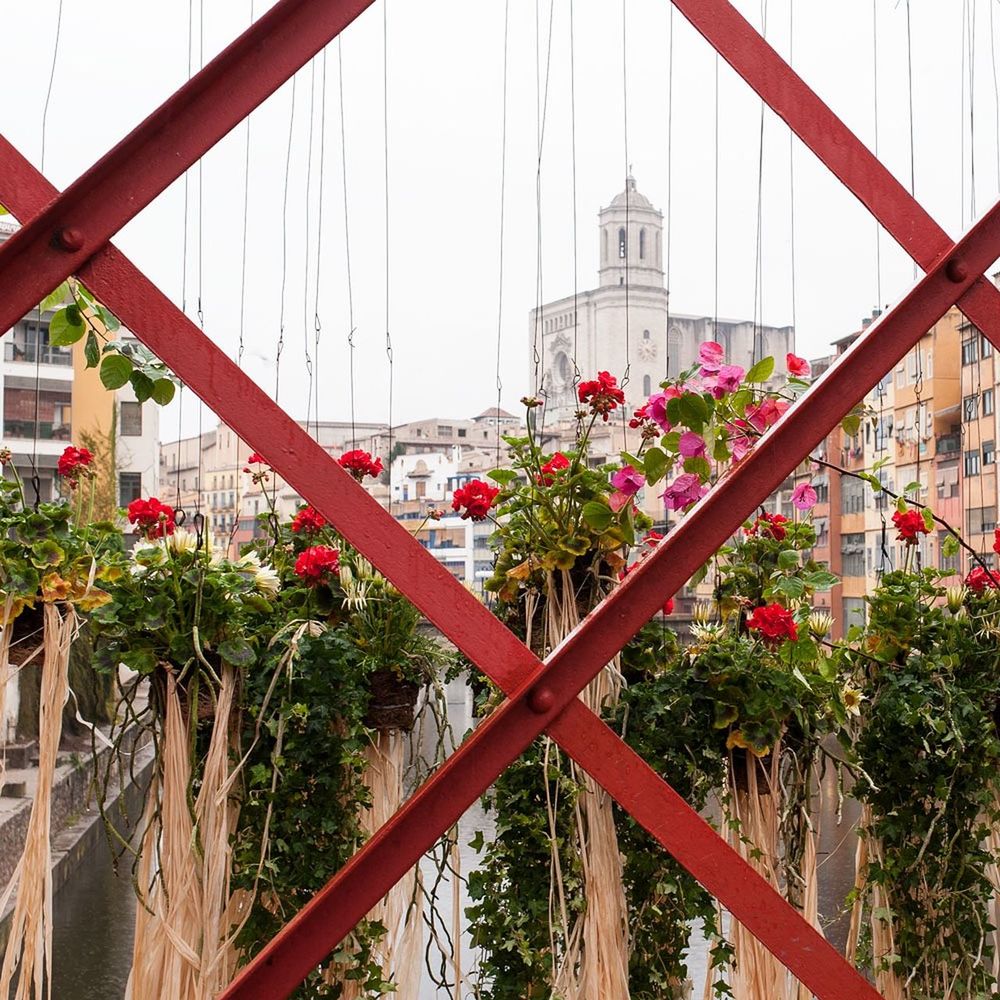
[
  {"xmin": 339, "ymin": 449, "xmax": 384, "ymax": 482},
  {"xmin": 662, "ymin": 596, "xmax": 675, "ymax": 616},
  {"xmin": 966, "ymin": 565, "xmax": 1000, "ymax": 594},
  {"xmin": 291, "ymin": 505, "xmax": 326, "ymax": 534},
  {"xmin": 452, "ymin": 480, "xmax": 500, "ymax": 521},
  {"xmin": 892, "ymin": 508, "xmax": 930, "ymax": 544},
  {"xmin": 538, "ymin": 452, "xmax": 570, "ymax": 486},
  {"xmin": 57, "ymin": 445, "xmax": 94, "ymax": 483},
  {"xmin": 578, "ymin": 371, "xmax": 626, "ymax": 421},
  {"xmin": 993, "ymin": 527, "xmax": 1000, "ymax": 555},
  {"xmin": 127, "ymin": 497, "xmax": 176, "ymax": 539},
  {"xmin": 294, "ymin": 545, "xmax": 340, "ymax": 585},
  {"xmin": 747, "ymin": 603, "xmax": 798, "ymax": 643},
  {"xmin": 745, "ymin": 512, "xmax": 789, "ymax": 542}
]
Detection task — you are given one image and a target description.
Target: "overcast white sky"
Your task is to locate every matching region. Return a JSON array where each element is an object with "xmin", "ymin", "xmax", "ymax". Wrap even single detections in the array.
[{"xmin": 3, "ymin": 0, "xmax": 999, "ymax": 439}]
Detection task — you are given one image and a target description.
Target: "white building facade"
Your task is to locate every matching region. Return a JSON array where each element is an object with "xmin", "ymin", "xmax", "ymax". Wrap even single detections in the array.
[{"xmin": 530, "ymin": 176, "xmax": 796, "ymax": 422}]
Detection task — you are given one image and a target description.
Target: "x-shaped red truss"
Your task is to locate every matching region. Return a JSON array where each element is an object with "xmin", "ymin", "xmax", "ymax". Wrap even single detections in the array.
[{"xmin": 1, "ymin": 2, "xmax": 998, "ymax": 997}]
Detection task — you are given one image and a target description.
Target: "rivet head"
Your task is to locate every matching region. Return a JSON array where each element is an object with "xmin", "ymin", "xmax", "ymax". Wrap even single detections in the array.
[
  {"xmin": 528, "ymin": 686, "xmax": 555, "ymax": 714},
  {"xmin": 55, "ymin": 227, "xmax": 84, "ymax": 253},
  {"xmin": 945, "ymin": 257, "xmax": 968, "ymax": 283}
]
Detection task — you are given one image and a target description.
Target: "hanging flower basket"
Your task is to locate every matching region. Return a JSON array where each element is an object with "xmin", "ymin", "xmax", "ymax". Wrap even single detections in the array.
[
  {"xmin": 727, "ymin": 747, "xmax": 774, "ymax": 797},
  {"xmin": 364, "ymin": 668, "xmax": 420, "ymax": 731}
]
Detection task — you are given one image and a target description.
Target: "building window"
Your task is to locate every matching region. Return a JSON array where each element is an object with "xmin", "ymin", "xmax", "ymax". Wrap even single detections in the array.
[
  {"xmin": 841, "ymin": 533, "xmax": 866, "ymax": 576},
  {"xmin": 963, "ymin": 394, "xmax": 979, "ymax": 420},
  {"xmin": 643, "ymin": 328, "xmax": 650, "ymax": 341},
  {"xmin": 841, "ymin": 476, "xmax": 866, "ymax": 514},
  {"xmin": 965, "ymin": 449, "xmax": 981, "ymax": 476},
  {"xmin": 639, "ymin": 228, "xmax": 646, "ymax": 260},
  {"xmin": 842, "ymin": 596, "xmax": 867, "ymax": 626},
  {"xmin": 458, "ymin": 428, "xmax": 467, "ymax": 438},
  {"xmin": 618, "ymin": 227, "xmax": 627, "ymax": 259},
  {"xmin": 642, "ymin": 374, "xmax": 652, "ymax": 396},
  {"xmin": 120, "ymin": 402, "xmax": 143, "ymax": 437},
  {"xmin": 985, "ymin": 440, "xmax": 996, "ymax": 466},
  {"xmin": 982, "ymin": 334, "xmax": 994, "ymax": 358},
  {"xmin": 119, "ymin": 472, "xmax": 142, "ymax": 507},
  {"xmin": 961, "ymin": 335, "xmax": 979, "ymax": 365},
  {"xmin": 437, "ymin": 425, "xmax": 453, "ymax": 437},
  {"xmin": 984, "ymin": 389, "xmax": 994, "ymax": 416},
  {"xmin": 968, "ymin": 506, "xmax": 997, "ymax": 535}
]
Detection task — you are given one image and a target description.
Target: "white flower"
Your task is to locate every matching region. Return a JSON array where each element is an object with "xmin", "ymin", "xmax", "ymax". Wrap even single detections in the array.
[
  {"xmin": 945, "ymin": 585, "xmax": 966, "ymax": 613},
  {"xmin": 841, "ymin": 685, "xmax": 865, "ymax": 717},
  {"xmin": 166, "ymin": 529, "xmax": 199, "ymax": 556},
  {"xmin": 254, "ymin": 563, "xmax": 281, "ymax": 595},
  {"xmin": 692, "ymin": 601, "xmax": 716, "ymax": 626},
  {"xmin": 808, "ymin": 611, "xmax": 834, "ymax": 639}
]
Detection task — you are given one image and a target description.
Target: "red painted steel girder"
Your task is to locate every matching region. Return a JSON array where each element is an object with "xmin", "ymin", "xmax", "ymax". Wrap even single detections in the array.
[
  {"xmin": 0, "ymin": 0, "xmax": 375, "ymax": 337},
  {"xmin": 672, "ymin": 0, "xmax": 1000, "ymax": 349},
  {"xmin": 222, "ymin": 196, "xmax": 1000, "ymax": 999},
  {"xmin": 0, "ymin": 133, "xmax": 881, "ymax": 1000}
]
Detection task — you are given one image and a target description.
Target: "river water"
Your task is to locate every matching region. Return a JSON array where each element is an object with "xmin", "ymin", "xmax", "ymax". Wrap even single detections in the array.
[{"xmin": 49, "ymin": 677, "xmax": 859, "ymax": 997}]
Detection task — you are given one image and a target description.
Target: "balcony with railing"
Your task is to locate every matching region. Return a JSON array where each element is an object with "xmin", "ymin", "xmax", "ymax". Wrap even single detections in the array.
[{"xmin": 3, "ymin": 339, "xmax": 73, "ymax": 367}]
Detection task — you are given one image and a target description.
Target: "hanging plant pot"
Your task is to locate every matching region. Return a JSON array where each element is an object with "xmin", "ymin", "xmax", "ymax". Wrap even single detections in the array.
[
  {"xmin": 728, "ymin": 747, "xmax": 774, "ymax": 796},
  {"xmin": 364, "ymin": 668, "xmax": 420, "ymax": 731},
  {"xmin": 6, "ymin": 605, "xmax": 45, "ymax": 667}
]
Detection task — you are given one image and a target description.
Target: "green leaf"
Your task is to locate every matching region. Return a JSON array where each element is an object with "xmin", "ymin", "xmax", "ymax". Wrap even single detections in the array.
[
  {"xmin": 122, "ymin": 649, "xmax": 157, "ymax": 675},
  {"xmin": 903, "ymin": 481, "xmax": 921, "ymax": 495},
  {"xmin": 151, "ymin": 378, "xmax": 176, "ymax": 405},
  {"xmin": 48, "ymin": 307, "xmax": 86, "ymax": 346},
  {"xmin": 487, "ymin": 468, "xmax": 518, "ymax": 485},
  {"xmin": 39, "ymin": 282, "xmax": 69, "ymax": 314},
  {"xmin": 660, "ymin": 431, "xmax": 680, "ymax": 453},
  {"xmin": 100, "ymin": 353, "xmax": 134, "ymax": 389},
  {"xmin": 777, "ymin": 549, "xmax": 799, "ymax": 570},
  {"xmin": 803, "ymin": 570, "xmax": 839, "ymax": 591},
  {"xmin": 643, "ymin": 447, "xmax": 669, "ymax": 485},
  {"xmin": 94, "ymin": 304, "xmax": 121, "ymax": 332},
  {"xmin": 665, "ymin": 396, "xmax": 684, "ymax": 425},
  {"xmin": 731, "ymin": 388, "xmax": 752, "ymax": 416},
  {"xmin": 468, "ymin": 830, "xmax": 485, "ymax": 853},
  {"xmin": 31, "ymin": 539, "xmax": 65, "ymax": 568},
  {"xmin": 942, "ymin": 534, "xmax": 960, "ymax": 557},
  {"xmin": 219, "ymin": 637, "xmax": 256, "ymax": 667},
  {"xmin": 841, "ymin": 412, "xmax": 862, "ymax": 438},
  {"xmin": 745, "ymin": 356, "xmax": 775, "ymax": 383},
  {"xmin": 84, "ymin": 331, "xmax": 100, "ymax": 368},
  {"xmin": 921, "ymin": 507, "xmax": 934, "ymax": 532},
  {"xmin": 792, "ymin": 666, "xmax": 814, "ymax": 692},
  {"xmin": 581, "ymin": 501, "xmax": 613, "ymax": 533},
  {"xmin": 775, "ymin": 575, "xmax": 805, "ymax": 598},
  {"xmin": 130, "ymin": 369, "xmax": 155, "ymax": 403},
  {"xmin": 895, "ymin": 496, "xmax": 908, "ymax": 514},
  {"xmin": 683, "ymin": 456, "xmax": 712, "ymax": 481}
]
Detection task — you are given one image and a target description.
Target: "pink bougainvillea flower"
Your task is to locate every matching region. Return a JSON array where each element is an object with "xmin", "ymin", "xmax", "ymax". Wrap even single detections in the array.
[
  {"xmin": 703, "ymin": 364, "xmax": 746, "ymax": 399},
  {"xmin": 646, "ymin": 389, "xmax": 680, "ymax": 433},
  {"xmin": 661, "ymin": 472, "xmax": 708, "ymax": 511},
  {"xmin": 746, "ymin": 397, "xmax": 790, "ymax": 433},
  {"xmin": 786, "ymin": 353, "xmax": 811, "ymax": 378},
  {"xmin": 747, "ymin": 603, "xmax": 798, "ymax": 643},
  {"xmin": 611, "ymin": 465, "xmax": 646, "ymax": 497},
  {"xmin": 791, "ymin": 482, "xmax": 818, "ymax": 511},
  {"xmin": 698, "ymin": 341, "xmax": 725, "ymax": 372},
  {"xmin": 678, "ymin": 431, "xmax": 707, "ymax": 459},
  {"xmin": 452, "ymin": 479, "xmax": 500, "ymax": 521},
  {"xmin": 725, "ymin": 420, "xmax": 755, "ymax": 463}
]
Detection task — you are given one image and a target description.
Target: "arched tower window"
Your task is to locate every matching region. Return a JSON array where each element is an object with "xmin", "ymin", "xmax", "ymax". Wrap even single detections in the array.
[
  {"xmin": 642, "ymin": 374, "xmax": 652, "ymax": 396},
  {"xmin": 639, "ymin": 228, "xmax": 646, "ymax": 260},
  {"xmin": 618, "ymin": 227, "xmax": 627, "ymax": 259},
  {"xmin": 602, "ymin": 229, "xmax": 608, "ymax": 263},
  {"xmin": 656, "ymin": 230, "xmax": 662, "ymax": 267},
  {"xmin": 643, "ymin": 329, "xmax": 650, "ymax": 341}
]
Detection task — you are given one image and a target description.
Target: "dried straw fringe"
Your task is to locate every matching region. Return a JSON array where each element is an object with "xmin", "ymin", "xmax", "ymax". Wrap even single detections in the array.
[
  {"xmin": 126, "ymin": 665, "xmax": 241, "ymax": 1000},
  {"xmin": 332, "ymin": 730, "xmax": 424, "ymax": 998},
  {"xmin": 0, "ymin": 603, "xmax": 76, "ymax": 1000},
  {"xmin": 533, "ymin": 570, "xmax": 630, "ymax": 1000}
]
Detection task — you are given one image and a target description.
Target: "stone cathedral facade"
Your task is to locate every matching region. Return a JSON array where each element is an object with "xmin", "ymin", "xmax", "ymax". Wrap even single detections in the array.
[{"xmin": 529, "ymin": 176, "xmax": 795, "ymax": 423}]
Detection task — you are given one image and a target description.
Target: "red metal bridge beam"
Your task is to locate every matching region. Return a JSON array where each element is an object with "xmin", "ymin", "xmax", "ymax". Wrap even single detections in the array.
[
  {"xmin": 671, "ymin": 0, "xmax": 1000, "ymax": 348},
  {"xmin": 0, "ymin": 137, "xmax": 881, "ymax": 1000},
  {"xmin": 0, "ymin": 0, "xmax": 375, "ymax": 336},
  {"xmin": 222, "ymin": 197, "xmax": 1000, "ymax": 998}
]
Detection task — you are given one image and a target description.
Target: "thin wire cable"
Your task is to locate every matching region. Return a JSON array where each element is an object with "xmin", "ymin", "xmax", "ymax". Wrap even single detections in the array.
[
  {"xmin": 276, "ymin": 75, "xmax": 298, "ymax": 402},
  {"xmin": 788, "ymin": 0, "xmax": 797, "ymax": 343},
  {"xmin": 751, "ymin": 0, "xmax": 767, "ymax": 365},
  {"xmin": 303, "ymin": 57, "xmax": 317, "ymax": 438},
  {"xmin": 621, "ymin": 0, "xmax": 631, "ymax": 392},
  {"xmin": 569, "ymin": 0, "xmax": 580, "ymax": 394},
  {"xmin": 313, "ymin": 50, "xmax": 328, "ymax": 439},
  {"xmin": 495, "ymin": 0, "xmax": 511, "ymax": 470},
  {"xmin": 30, "ymin": 0, "xmax": 65, "ymax": 504},
  {"xmin": 873, "ymin": 0, "xmax": 883, "ymax": 313},
  {"xmin": 665, "ymin": 3, "xmax": 674, "ymax": 380},
  {"xmin": 338, "ymin": 38, "xmax": 357, "ymax": 448},
  {"xmin": 962, "ymin": 0, "xmax": 968, "ymax": 229},
  {"xmin": 969, "ymin": 0, "xmax": 977, "ymax": 221},
  {"xmin": 991, "ymin": 0, "xmax": 1000, "ymax": 192},
  {"xmin": 713, "ymin": 52, "xmax": 720, "ymax": 342},
  {"xmin": 384, "ymin": 0, "xmax": 394, "ymax": 509},
  {"xmin": 196, "ymin": 0, "xmax": 205, "ymax": 536}
]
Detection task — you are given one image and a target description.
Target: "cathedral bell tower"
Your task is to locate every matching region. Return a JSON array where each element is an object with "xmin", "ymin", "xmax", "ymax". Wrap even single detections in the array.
[{"xmin": 597, "ymin": 175, "xmax": 664, "ymax": 289}]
